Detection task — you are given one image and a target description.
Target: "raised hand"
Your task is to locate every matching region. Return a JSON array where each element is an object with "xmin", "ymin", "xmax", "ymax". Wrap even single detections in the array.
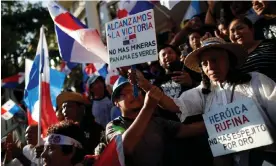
[
  {"xmin": 128, "ymin": 69, "xmax": 152, "ymax": 91},
  {"xmin": 214, "ymin": 30, "xmax": 225, "ymax": 40},
  {"xmin": 171, "ymin": 71, "xmax": 193, "ymax": 86},
  {"xmin": 5, "ymin": 133, "xmax": 22, "ymax": 159},
  {"xmin": 144, "ymin": 86, "xmax": 163, "ymax": 110}
]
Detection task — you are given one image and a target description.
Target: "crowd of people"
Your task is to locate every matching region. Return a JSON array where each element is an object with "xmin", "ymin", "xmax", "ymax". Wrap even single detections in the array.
[{"xmin": 1, "ymin": 1, "xmax": 276, "ymax": 166}]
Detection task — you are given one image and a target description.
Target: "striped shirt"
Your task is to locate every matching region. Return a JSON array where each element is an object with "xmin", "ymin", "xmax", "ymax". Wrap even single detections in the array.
[{"xmin": 239, "ymin": 39, "xmax": 276, "ymax": 82}]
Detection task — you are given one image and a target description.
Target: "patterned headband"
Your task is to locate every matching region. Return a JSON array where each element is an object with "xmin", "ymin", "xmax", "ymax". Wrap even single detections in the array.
[{"xmin": 45, "ymin": 134, "xmax": 83, "ymax": 149}]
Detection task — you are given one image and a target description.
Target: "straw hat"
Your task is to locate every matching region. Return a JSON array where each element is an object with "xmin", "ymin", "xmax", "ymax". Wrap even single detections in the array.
[
  {"xmin": 56, "ymin": 92, "xmax": 90, "ymax": 110},
  {"xmin": 184, "ymin": 37, "xmax": 247, "ymax": 73}
]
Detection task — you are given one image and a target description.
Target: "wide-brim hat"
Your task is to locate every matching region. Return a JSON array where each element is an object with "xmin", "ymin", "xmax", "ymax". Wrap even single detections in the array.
[
  {"xmin": 184, "ymin": 37, "xmax": 247, "ymax": 73},
  {"xmin": 56, "ymin": 92, "xmax": 90, "ymax": 110},
  {"xmin": 111, "ymin": 76, "xmax": 129, "ymax": 103}
]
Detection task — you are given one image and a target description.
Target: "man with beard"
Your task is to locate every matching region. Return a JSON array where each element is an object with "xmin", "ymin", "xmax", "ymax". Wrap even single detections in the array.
[{"xmin": 105, "ymin": 76, "xmax": 205, "ymax": 166}]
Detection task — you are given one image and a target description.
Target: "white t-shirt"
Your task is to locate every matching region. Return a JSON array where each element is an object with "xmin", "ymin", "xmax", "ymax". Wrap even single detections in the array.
[
  {"xmin": 173, "ymin": 72, "xmax": 276, "ymax": 166},
  {"xmin": 5, "ymin": 158, "xmax": 23, "ymax": 166},
  {"xmin": 23, "ymin": 144, "xmax": 44, "ymax": 166},
  {"xmin": 174, "ymin": 72, "xmax": 276, "ymax": 126},
  {"xmin": 4, "ymin": 145, "xmax": 44, "ymax": 166}
]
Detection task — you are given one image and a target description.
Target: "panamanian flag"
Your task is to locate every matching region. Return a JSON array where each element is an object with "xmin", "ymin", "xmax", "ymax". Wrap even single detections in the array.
[
  {"xmin": 117, "ymin": 0, "xmax": 156, "ymax": 19},
  {"xmin": 1, "ymin": 99, "xmax": 21, "ymax": 120},
  {"xmin": 24, "ymin": 27, "xmax": 65, "ymax": 137},
  {"xmin": 48, "ymin": 1, "xmax": 108, "ymax": 64},
  {"xmin": 94, "ymin": 135, "xmax": 125, "ymax": 166},
  {"xmin": 123, "ymin": 34, "xmax": 137, "ymax": 45},
  {"xmin": 1, "ymin": 72, "xmax": 25, "ymax": 88}
]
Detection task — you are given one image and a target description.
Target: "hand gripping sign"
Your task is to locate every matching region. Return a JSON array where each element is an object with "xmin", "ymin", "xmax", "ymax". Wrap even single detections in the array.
[
  {"xmin": 203, "ymin": 98, "xmax": 273, "ymax": 157},
  {"xmin": 105, "ymin": 9, "xmax": 158, "ymax": 69}
]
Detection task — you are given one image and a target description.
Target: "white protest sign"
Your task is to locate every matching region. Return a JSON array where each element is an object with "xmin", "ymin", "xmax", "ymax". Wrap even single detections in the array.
[
  {"xmin": 106, "ymin": 9, "xmax": 158, "ymax": 69},
  {"xmin": 203, "ymin": 98, "xmax": 273, "ymax": 157}
]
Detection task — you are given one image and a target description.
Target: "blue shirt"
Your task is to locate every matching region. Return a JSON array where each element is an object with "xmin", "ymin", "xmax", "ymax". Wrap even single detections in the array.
[{"xmin": 92, "ymin": 97, "xmax": 113, "ymax": 128}]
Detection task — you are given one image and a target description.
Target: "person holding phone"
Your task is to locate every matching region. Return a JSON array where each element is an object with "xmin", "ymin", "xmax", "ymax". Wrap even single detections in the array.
[
  {"xmin": 156, "ymin": 44, "xmax": 201, "ymax": 99},
  {"xmin": 129, "ymin": 37, "xmax": 276, "ymax": 165}
]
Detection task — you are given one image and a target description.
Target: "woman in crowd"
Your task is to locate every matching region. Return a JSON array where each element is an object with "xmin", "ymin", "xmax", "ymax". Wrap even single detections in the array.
[
  {"xmin": 228, "ymin": 17, "xmax": 276, "ymax": 82},
  {"xmin": 87, "ymin": 75, "xmax": 113, "ymax": 128},
  {"xmin": 187, "ymin": 30, "xmax": 202, "ymax": 53},
  {"xmin": 129, "ymin": 37, "xmax": 276, "ymax": 166}
]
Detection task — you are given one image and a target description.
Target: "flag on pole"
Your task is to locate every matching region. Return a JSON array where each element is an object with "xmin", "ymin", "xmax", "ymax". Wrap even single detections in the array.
[
  {"xmin": 159, "ymin": 0, "xmax": 180, "ymax": 10},
  {"xmin": 48, "ymin": 1, "xmax": 108, "ymax": 64},
  {"xmin": 1, "ymin": 99, "xmax": 21, "ymax": 120},
  {"xmin": 25, "ymin": 59, "xmax": 65, "ymax": 126},
  {"xmin": 82, "ymin": 63, "xmax": 90, "ymax": 98},
  {"xmin": 117, "ymin": 0, "xmax": 155, "ymax": 18},
  {"xmin": 182, "ymin": 1, "xmax": 202, "ymax": 21},
  {"xmin": 94, "ymin": 135, "xmax": 125, "ymax": 166},
  {"xmin": 105, "ymin": 68, "xmax": 119, "ymax": 87},
  {"xmin": 85, "ymin": 63, "xmax": 108, "ymax": 78},
  {"xmin": 1, "ymin": 72, "xmax": 25, "ymax": 88},
  {"xmin": 81, "ymin": 63, "xmax": 109, "ymax": 97},
  {"xmin": 60, "ymin": 61, "xmax": 78, "ymax": 75},
  {"xmin": 24, "ymin": 28, "xmax": 65, "ymax": 137}
]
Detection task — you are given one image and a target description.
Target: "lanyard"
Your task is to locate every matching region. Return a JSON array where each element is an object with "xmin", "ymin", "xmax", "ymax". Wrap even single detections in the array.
[{"xmin": 219, "ymin": 83, "xmax": 236, "ymax": 105}]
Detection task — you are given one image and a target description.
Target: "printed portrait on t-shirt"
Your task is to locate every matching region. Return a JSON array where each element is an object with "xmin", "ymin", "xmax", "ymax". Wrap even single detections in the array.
[{"xmin": 160, "ymin": 80, "xmax": 182, "ymax": 98}]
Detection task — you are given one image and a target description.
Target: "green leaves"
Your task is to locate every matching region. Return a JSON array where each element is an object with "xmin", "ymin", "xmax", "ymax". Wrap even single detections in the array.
[{"xmin": 1, "ymin": 1, "xmax": 60, "ymax": 78}]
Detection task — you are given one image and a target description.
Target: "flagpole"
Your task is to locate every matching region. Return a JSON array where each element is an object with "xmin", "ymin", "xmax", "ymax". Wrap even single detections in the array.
[
  {"xmin": 131, "ymin": 65, "xmax": 138, "ymax": 98},
  {"xmin": 37, "ymin": 26, "xmax": 45, "ymax": 166},
  {"xmin": 152, "ymin": 3, "xmax": 170, "ymax": 19}
]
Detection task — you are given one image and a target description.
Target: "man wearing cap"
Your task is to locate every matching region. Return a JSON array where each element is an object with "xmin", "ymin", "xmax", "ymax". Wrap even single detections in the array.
[
  {"xmin": 56, "ymin": 91, "xmax": 103, "ymax": 155},
  {"xmin": 87, "ymin": 74, "xmax": 113, "ymax": 128},
  {"xmin": 130, "ymin": 37, "xmax": 276, "ymax": 165},
  {"xmin": 106, "ymin": 76, "xmax": 206, "ymax": 166}
]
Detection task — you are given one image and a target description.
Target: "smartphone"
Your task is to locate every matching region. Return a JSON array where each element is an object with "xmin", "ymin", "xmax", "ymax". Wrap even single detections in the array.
[
  {"xmin": 168, "ymin": 72, "xmax": 181, "ymax": 77},
  {"xmin": 179, "ymin": 43, "xmax": 188, "ymax": 52},
  {"xmin": 179, "ymin": 44, "xmax": 189, "ymax": 57}
]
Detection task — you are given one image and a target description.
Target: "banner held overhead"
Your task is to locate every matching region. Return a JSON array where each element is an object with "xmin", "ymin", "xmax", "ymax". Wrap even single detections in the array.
[{"xmin": 106, "ymin": 9, "xmax": 158, "ymax": 69}]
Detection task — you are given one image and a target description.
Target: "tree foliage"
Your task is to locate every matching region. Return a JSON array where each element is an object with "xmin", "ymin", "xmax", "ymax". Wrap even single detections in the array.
[
  {"xmin": 1, "ymin": 1, "xmax": 86, "ymax": 94},
  {"xmin": 1, "ymin": 1, "xmax": 60, "ymax": 79}
]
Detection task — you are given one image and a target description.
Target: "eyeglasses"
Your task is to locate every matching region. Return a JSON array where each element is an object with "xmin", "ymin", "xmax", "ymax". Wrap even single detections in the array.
[{"xmin": 118, "ymin": 89, "xmax": 142, "ymax": 99}]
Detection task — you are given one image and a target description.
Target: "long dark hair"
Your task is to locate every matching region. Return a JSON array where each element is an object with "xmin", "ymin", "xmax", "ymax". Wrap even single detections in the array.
[
  {"xmin": 230, "ymin": 17, "xmax": 253, "ymax": 30},
  {"xmin": 200, "ymin": 50, "xmax": 251, "ymax": 94},
  {"xmin": 89, "ymin": 77, "xmax": 111, "ymax": 100},
  {"xmin": 186, "ymin": 29, "xmax": 204, "ymax": 53}
]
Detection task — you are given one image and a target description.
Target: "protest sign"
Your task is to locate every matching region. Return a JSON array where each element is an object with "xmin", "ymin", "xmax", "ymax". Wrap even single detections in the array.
[
  {"xmin": 203, "ymin": 98, "xmax": 273, "ymax": 157},
  {"xmin": 106, "ymin": 9, "xmax": 158, "ymax": 69}
]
